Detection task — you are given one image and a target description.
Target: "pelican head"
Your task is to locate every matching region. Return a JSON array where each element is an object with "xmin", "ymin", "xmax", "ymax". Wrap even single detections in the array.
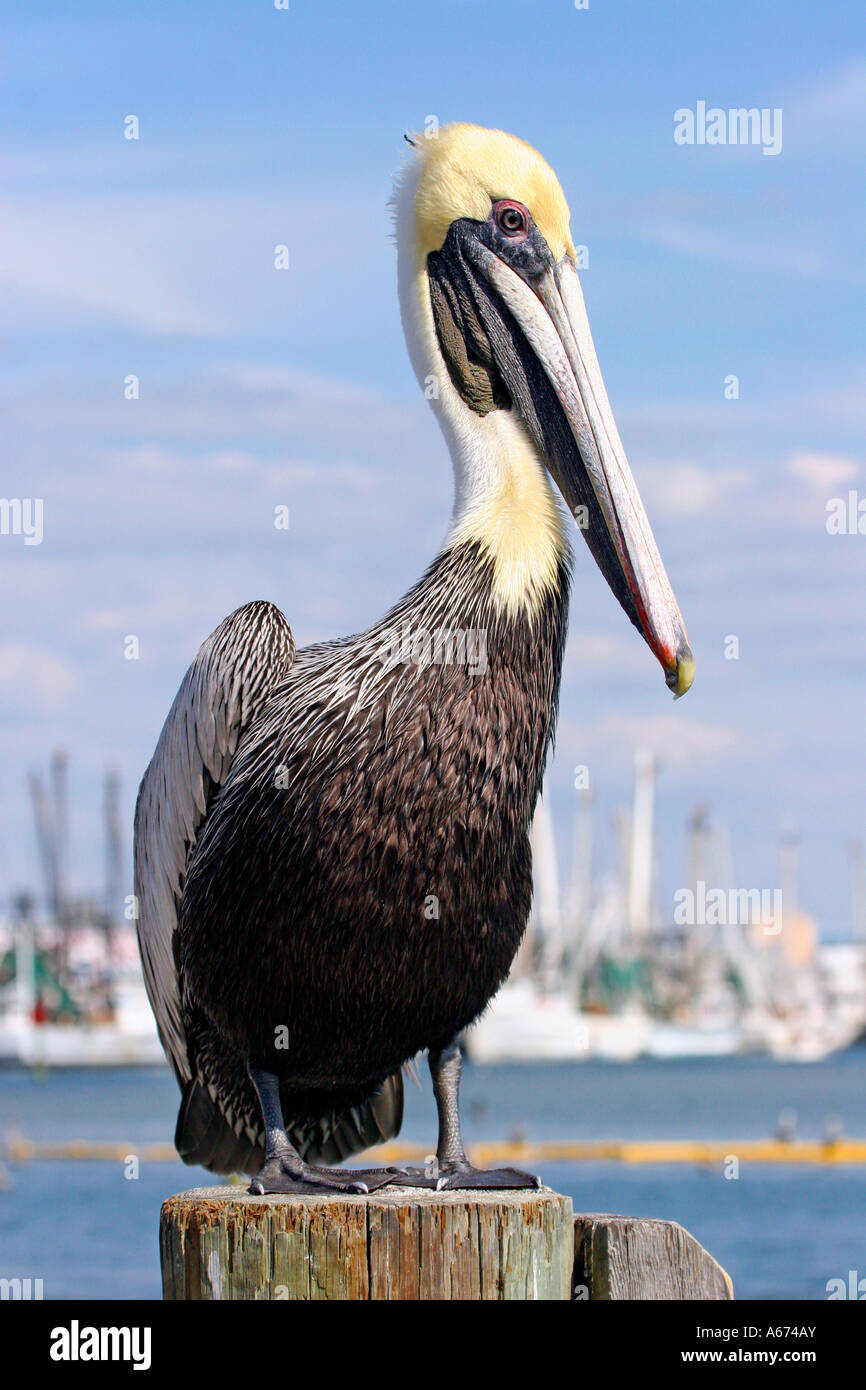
[{"xmin": 396, "ymin": 123, "xmax": 694, "ymax": 698}]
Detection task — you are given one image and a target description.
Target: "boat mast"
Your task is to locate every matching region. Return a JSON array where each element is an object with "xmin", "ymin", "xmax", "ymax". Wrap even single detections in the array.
[{"xmin": 627, "ymin": 748, "xmax": 656, "ymax": 943}]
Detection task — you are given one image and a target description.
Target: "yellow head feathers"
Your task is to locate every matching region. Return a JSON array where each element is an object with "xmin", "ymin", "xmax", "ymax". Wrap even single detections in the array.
[{"xmin": 406, "ymin": 123, "xmax": 576, "ymax": 265}]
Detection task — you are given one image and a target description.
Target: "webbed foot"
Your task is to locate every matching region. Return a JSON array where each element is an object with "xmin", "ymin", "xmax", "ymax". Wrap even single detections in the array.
[
  {"xmin": 433, "ymin": 1163, "xmax": 542, "ymax": 1191},
  {"xmin": 249, "ymin": 1149, "xmax": 370, "ymax": 1196}
]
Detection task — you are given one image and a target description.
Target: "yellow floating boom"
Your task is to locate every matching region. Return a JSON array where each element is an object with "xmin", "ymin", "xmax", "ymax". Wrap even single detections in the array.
[{"xmin": 4, "ymin": 1133, "xmax": 866, "ymax": 1165}]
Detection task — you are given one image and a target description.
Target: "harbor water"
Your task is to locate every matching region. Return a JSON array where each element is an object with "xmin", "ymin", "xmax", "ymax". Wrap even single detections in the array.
[{"xmin": 1, "ymin": 1052, "xmax": 865, "ymax": 1301}]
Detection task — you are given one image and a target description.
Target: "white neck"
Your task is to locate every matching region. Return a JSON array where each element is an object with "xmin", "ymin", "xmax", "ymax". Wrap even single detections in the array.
[{"xmin": 395, "ymin": 161, "xmax": 569, "ymax": 620}]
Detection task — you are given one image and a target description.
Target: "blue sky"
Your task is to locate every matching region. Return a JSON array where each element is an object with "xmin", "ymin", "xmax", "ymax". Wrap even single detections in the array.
[{"xmin": 2, "ymin": 0, "xmax": 865, "ymax": 935}]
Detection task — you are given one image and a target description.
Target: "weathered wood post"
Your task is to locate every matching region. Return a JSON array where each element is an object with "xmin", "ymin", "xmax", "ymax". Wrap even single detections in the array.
[
  {"xmin": 572, "ymin": 1213, "xmax": 734, "ymax": 1300},
  {"xmin": 160, "ymin": 1186, "xmax": 575, "ymax": 1300}
]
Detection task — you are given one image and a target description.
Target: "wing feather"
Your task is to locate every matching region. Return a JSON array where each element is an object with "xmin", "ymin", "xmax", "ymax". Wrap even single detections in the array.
[{"xmin": 133, "ymin": 600, "xmax": 294, "ymax": 1083}]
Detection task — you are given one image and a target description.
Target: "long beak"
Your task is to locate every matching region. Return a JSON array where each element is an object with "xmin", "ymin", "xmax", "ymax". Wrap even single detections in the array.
[{"xmin": 462, "ymin": 241, "xmax": 694, "ymax": 698}]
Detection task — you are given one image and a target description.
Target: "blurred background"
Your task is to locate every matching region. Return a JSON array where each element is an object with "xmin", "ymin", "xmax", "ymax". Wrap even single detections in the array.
[{"xmin": 1, "ymin": 0, "xmax": 865, "ymax": 1300}]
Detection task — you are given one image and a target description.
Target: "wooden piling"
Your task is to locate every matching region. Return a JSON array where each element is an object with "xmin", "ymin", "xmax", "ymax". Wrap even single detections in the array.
[
  {"xmin": 573, "ymin": 1213, "xmax": 734, "ymax": 1300},
  {"xmin": 160, "ymin": 1185, "xmax": 575, "ymax": 1300}
]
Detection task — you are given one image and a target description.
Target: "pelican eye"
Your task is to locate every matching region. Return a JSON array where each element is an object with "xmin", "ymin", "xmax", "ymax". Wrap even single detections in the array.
[{"xmin": 493, "ymin": 200, "xmax": 529, "ymax": 237}]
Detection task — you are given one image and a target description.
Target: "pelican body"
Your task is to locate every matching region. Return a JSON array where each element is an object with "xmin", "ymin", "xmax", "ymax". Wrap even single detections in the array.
[{"xmin": 135, "ymin": 125, "xmax": 693, "ymax": 1191}]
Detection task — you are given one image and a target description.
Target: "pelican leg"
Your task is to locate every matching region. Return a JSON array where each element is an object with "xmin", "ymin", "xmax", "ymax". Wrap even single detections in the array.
[
  {"xmin": 428, "ymin": 1040, "xmax": 541, "ymax": 1190},
  {"xmin": 247, "ymin": 1066, "xmax": 371, "ymax": 1195}
]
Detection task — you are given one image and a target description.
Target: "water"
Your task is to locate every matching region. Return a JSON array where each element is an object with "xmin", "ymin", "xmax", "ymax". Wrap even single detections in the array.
[{"xmin": 1, "ymin": 1053, "xmax": 865, "ymax": 1300}]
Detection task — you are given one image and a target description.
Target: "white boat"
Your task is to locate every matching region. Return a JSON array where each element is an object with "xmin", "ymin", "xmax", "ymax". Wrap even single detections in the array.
[
  {"xmin": 644, "ymin": 1022, "xmax": 743, "ymax": 1059},
  {"xmin": 17, "ymin": 979, "xmax": 164, "ymax": 1068},
  {"xmin": 465, "ymin": 981, "xmax": 589, "ymax": 1063},
  {"xmin": 0, "ymin": 917, "xmax": 164, "ymax": 1068},
  {"xmin": 582, "ymin": 1005, "xmax": 650, "ymax": 1061}
]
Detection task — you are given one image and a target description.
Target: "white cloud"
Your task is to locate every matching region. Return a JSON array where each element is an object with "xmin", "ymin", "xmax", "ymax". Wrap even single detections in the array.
[
  {"xmin": 785, "ymin": 450, "xmax": 859, "ymax": 488},
  {"xmin": 0, "ymin": 193, "xmax": 227, "ymax": 335},
  {"xmin": 639, "ymin": 460, "xmax": 750, "ymax": 520},
  {"xmin": 644, "ymin": 221, "xmax": 826, "ymax": 278},
  {"xmin": 0, "ymin": 642, "xmax": 80, "ymax": 711},
  {"xmin": 787, "ymin": 57, "xmax": 866, "ymax": 154},
  {"xmin": 562, "ymin": 629, "xmax": 650, "ymax": 683},
  {"xmin": 0, "ymin": 185, "xmax": 392, "ymax": 339},
  {"xmin": 569, "ymin": 710, "xmax": 744, "ymax": 776}
]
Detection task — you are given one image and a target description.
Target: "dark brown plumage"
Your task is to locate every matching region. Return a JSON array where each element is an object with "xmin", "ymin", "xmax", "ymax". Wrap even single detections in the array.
[{"xmin": 174, "ymin": 540, "xmax": 570, "ymax": 1173}]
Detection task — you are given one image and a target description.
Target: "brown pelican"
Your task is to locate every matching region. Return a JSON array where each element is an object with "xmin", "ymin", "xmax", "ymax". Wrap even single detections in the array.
[{"xmin": 134, "ymin": 124, "xmax": 693, "ymax": 1194}]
